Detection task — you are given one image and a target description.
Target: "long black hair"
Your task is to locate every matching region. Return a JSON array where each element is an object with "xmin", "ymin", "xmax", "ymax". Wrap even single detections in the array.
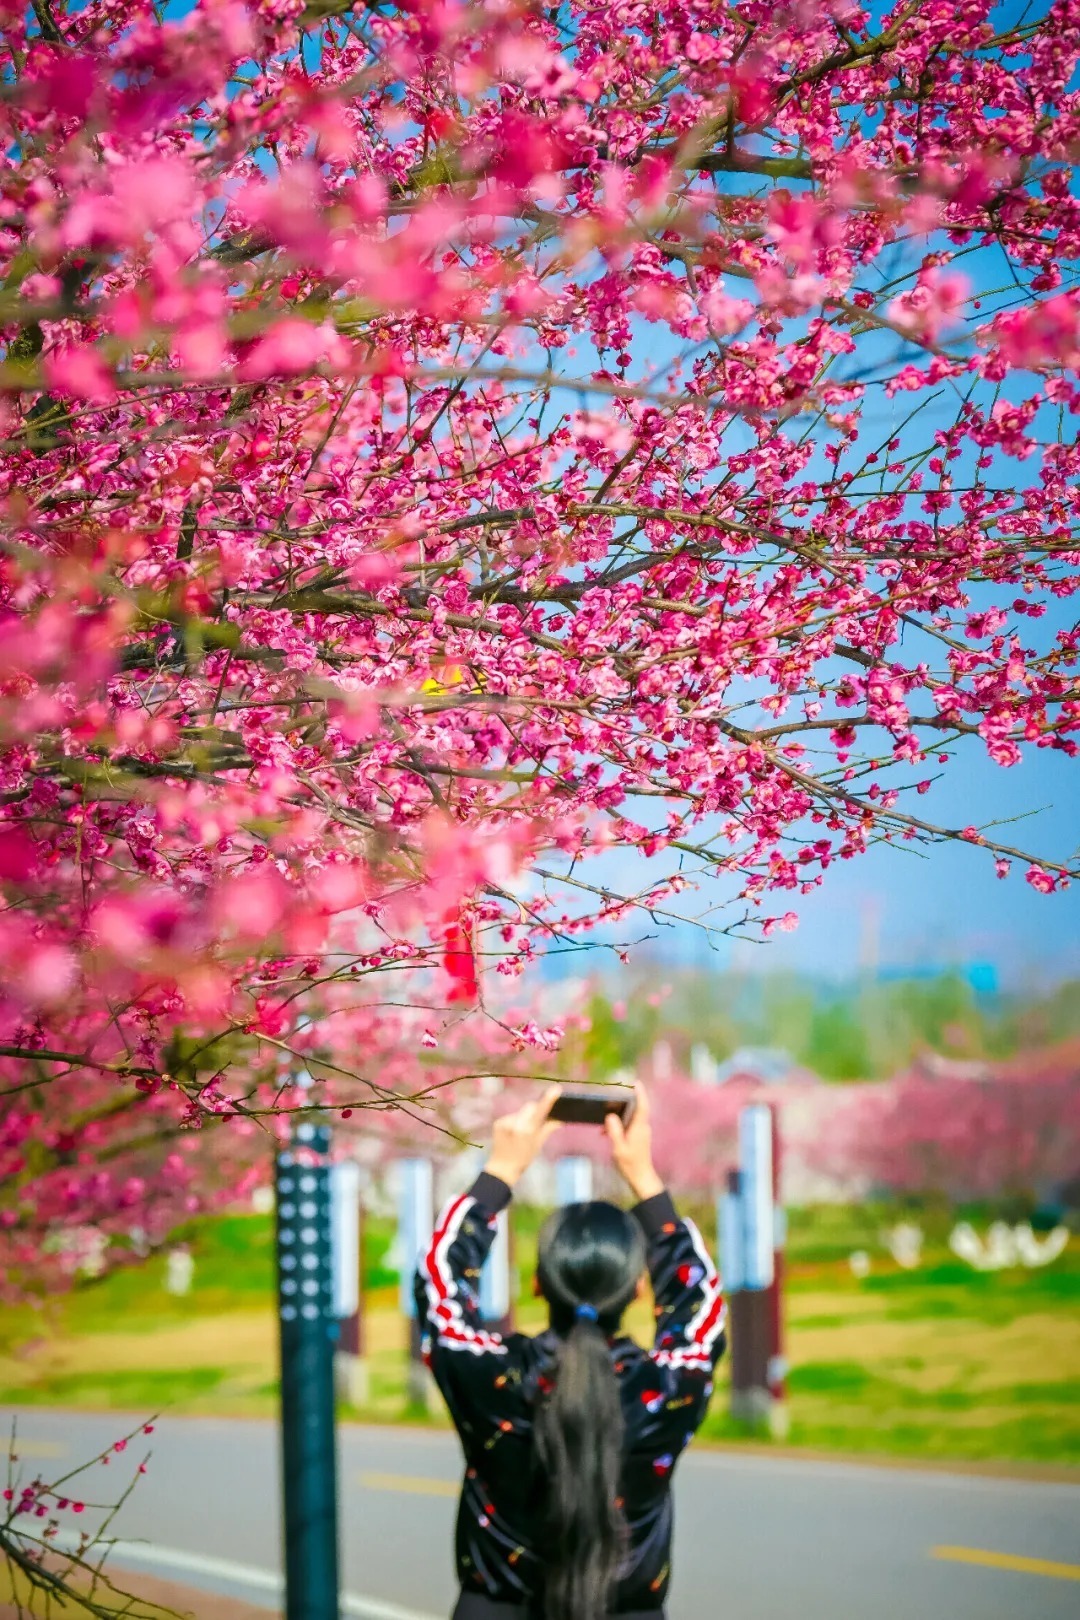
[{"xmin": 533, "ymin": 1200, "xmax": 646, "ymax": 1620}]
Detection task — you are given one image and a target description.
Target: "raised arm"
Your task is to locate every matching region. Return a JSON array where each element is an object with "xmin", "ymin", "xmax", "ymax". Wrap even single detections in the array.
[
  {"xmin": 606, "ymin": 1084, "xmax": 726, "ymax": 1372},
  {"xmin": 415, "ymin": 1170, "xmax": 513, "ymax": 1356},
  {"xmin": 634, "ymin": 1188, "xmax": 726, "ymax": 1370},
  {"xmin": 415, "ymin": 1087, "xmax": 563, "ymax": 1358}
]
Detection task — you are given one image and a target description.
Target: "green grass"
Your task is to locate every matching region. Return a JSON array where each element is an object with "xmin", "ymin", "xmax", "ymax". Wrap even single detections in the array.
[
  {"xmin": 3, "ymin": 1365, "xmax": 231, "ymax": 1408},
  {"xmin": 786, "ymin": 1361, "xmax": 880, "ymax": 1396}
]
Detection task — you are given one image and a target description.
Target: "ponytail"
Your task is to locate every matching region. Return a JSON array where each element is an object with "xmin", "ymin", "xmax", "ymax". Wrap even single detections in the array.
[{"xmin": 534, "ymin": 1202, "xmax": 646, "ymax": 1620}]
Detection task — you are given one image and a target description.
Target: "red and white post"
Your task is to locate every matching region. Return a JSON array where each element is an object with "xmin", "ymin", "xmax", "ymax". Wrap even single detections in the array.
[{"xmin": 726, "ymin": 1102, "xmax": 787, "ymax": 1436}]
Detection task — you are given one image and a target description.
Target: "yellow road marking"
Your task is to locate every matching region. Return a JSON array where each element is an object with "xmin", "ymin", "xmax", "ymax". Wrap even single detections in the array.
[
  {"xmin": 933, "ymin": 1546, "xmax": 1080, "ymax": 1582},
  {"xmin": 358, "ymin": 1471, "xmax": 458, "ymax": 1498},
  {"xmin": 7, "ymin": 1440, "xmax": 66, "ymax": 1460}
]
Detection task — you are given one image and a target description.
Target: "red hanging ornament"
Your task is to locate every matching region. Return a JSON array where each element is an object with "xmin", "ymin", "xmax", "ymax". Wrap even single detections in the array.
[{"xmin": 441, "ymin": 906, "xmax": 478, "ymax": 1005}]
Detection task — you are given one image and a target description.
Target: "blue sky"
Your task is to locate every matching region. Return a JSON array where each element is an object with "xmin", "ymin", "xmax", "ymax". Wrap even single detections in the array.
[
  {"xmin": 697, "ymin": 744, "xmax": 1080, "ymax": 988},
  {"xmin": 539, "ymin": 735, "xmax": 1080, "ymax": 991}
]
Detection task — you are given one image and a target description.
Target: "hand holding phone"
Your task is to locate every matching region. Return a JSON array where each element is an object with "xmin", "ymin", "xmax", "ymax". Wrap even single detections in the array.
[
  {"xmin": 548, "ymin": 1086, "xmax": 637, "ymax": 1127},
  {"xmin": 604, "ymin": 1083, "xmax": 663, "ymax": 1203},
  {"xmin": 485, "ymin": 1085, "xmax": 563, "ymax": 1187}
]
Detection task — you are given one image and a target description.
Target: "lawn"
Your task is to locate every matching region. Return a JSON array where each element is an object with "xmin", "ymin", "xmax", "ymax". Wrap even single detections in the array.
[{"xmin": 2, "ymin": 1203, "xmax": 1078, "ymax": 1469}]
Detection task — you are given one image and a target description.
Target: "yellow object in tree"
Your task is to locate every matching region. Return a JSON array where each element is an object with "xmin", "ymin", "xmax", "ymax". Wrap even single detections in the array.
[
  {"xmin": 422, "ymin": 665, "xmax": 463, "ymax": 695},
  {"xmin": 422, "ymin": 665, "xmax": 487, "ymax": 695}
]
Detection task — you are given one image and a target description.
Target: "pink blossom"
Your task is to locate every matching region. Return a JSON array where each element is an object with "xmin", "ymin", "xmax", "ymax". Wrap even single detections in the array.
[
  {"xmin": 888, "ymin": 268, "xmax": 970, "ymax": 343},
  {"xmin": 109, "ymin": 159, "xmax": 196, "ymax": 241},
  {"xmin": 0, "ymin": 828, "xmax": 36, "ymax": 882},
  {"xmin": 216, "ymin": 869, "xmax": 290, "ymax": 940},
  {"xmin": 20, "ymin": 944, "xmax": 77, "ymax": 1008},
  {"xmin": 238, "ymin": 319, "xmax": 338, "ymax": 380},
  {"xmin": 988, "ymin": 293, "xmax": 1080, "ymax": 371},
  {"xmin": 42, "ymin": 346, "xmax": 115, "ymax": 403},
  {"xmin": 175, "ymin": 320, "xmax": 228, "ymax": 379},
  {"xmin": 26, "ymin": 52, "xmax": 97, "ymax": 120}
]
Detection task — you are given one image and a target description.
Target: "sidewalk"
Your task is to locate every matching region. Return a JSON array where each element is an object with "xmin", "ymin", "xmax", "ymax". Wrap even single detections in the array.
[{"xmin": 0, "ymin": 1564, "xmax": 278, "ymax": 1620}]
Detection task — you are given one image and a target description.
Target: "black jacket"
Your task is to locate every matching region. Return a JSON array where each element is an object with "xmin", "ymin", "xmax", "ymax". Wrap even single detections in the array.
[{"xmin": 414, "ymin": 1171, "xmax": 727, "ymax": 1616}]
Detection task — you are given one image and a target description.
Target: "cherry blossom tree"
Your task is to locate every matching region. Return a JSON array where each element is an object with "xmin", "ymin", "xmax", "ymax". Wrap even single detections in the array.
[
  {"xmin": 812, "ymin": 1050, "xmax": 1080, "ymax": 1202},
  {"xmin": 3, "ymin": 0, "xmax": 1080, "ymax": 1285}
]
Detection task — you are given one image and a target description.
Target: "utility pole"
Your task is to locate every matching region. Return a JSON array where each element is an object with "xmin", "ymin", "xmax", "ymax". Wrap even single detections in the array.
[{"xmin": 275, "ymin": 1121, "xmax": 340, "ymax": 1620}]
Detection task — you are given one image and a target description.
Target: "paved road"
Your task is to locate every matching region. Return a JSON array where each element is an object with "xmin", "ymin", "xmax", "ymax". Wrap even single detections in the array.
[{"xmin": 6, "ymin": 1410, "xmax": 1079, "ymax": 1620}]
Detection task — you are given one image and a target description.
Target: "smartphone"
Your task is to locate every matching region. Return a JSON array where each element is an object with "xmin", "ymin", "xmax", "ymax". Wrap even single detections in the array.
[{"xmin": 549, "ymin": 1087, "xmax": 636, "ymax": 1126}]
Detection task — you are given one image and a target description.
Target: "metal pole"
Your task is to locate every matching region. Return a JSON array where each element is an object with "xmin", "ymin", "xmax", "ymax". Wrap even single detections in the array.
[{"xmin": 276, "ymin": 1123, "xmax": 340, "ymax": 1620}]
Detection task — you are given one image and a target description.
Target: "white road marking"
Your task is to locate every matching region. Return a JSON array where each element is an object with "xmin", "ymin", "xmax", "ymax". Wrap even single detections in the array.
[{"xmin": 53, "ymin": 1536, "xmax": 439, "ymax": 1620}]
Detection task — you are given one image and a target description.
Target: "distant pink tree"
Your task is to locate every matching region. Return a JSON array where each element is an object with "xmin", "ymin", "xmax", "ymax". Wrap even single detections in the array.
[{"xmin": 817, "ymin": 1054, "xmax": 1080, "ymax": 1201}]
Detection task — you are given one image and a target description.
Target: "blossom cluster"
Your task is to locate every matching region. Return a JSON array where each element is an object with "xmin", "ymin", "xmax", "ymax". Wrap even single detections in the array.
[{"xmin": 1, "ymin": 1421, "xmax": 154, "ymax": 1607}]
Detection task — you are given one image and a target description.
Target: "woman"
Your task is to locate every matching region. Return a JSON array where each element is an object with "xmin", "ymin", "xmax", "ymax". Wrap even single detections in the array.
[{"xmin": 414, "ymin": 1084, "xmax": 726, "ymax": 1620}]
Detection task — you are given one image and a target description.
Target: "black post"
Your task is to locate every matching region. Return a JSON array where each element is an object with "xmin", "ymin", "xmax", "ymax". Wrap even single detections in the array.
[{"xmin": 276, "ymin": 1123, "xmax": 340, "ymax": 1620}]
